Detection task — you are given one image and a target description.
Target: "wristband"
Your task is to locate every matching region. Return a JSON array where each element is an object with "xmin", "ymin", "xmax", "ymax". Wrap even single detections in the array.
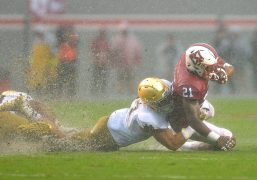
[
  {"xmin": 207, "ymin": 131, "xmax": 220, "ymax": 142},
  {"xmin": 181, "ymin": 126, "xmax": 195, "ymax": 139}
]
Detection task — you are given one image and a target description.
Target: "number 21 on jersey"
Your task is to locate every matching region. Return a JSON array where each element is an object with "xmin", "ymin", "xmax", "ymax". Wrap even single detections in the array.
[{"xmin": 182, "ymin": 87, "xmax": 193, "ymax": 98}]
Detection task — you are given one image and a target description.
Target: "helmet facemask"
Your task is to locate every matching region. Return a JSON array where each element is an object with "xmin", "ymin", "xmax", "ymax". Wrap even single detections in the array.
[{"xmin": 147, "ymin": 92, "xmax": 173, "ymax": 113}]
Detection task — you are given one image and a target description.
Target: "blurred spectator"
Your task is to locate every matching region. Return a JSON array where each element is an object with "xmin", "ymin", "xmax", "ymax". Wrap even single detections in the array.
[
  {"xmin": 111, "ymin": 21, "xmax": 142, "ymax": 95},
  {"xmin": 0, "ymin": 66, "xmax": 11, "ymax": 93},
  {"xmin": 156, "ymin": 34, "xmax": 183, "ymax": 80},
  {"xmin": 29, "ymin": 0, "xmax": 66, "ymax": 20},
  {"xmin": 28, "ymin": 0, "xmax": 65, "ymax": 98},
  {"xmin": 250, "ymin": 30, "xmax": 257, "ymax": 92},
  {"xmin": 212, "ymin": 22, "xmax": 231, "ymax": 94},
  {"xmin": 213, "ymin": 22, "xmax": 231, "ymax": 61},
  {"xmin": 47, "ymin": 0, "xmax": 66, "ymax": 14},
  {"xmin": 225, "ymin": 27, "xmax": 252, "ymax": 94},
  {"xmin": 27, "ymin": 26, "xmax": 59, "ymax": 97},
  {"xmin": 212, "ymin": 24, "xmax": 252, "ymax": 95},
  {"xmin": 56, "ymin": 25, "xmax": 79, "ymax": 99},
  {"xmin": 89, "ymin": 27, "xmax": 111, "ymax": 95}
]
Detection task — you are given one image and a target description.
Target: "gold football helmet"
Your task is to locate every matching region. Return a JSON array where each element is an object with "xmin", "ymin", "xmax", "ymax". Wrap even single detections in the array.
[{"xmin": 138, "ymin": 77, "xmax": 173, "ymax": 112}]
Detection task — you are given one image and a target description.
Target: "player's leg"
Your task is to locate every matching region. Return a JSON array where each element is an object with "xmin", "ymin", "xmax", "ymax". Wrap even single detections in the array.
[
  {"xmin": 18, "ymin": 99, "xmax": 43, "ymax": 121},
  {"xmin": 0, "ymin": 95, "xmax": 20, "ymax": 112},
  {"xmin": 43, "ymin": 116, "xmax": 119, "ymax": 152},
  {"xmin": 0, "ymin": 112, "xmax": 30, "ymax": 140},
  {"xmin": 0, "ymin": 111, "xmax": 54, "ymax": 142},
  {"xmin": 0, "ymin": 93, "xmax": 42, "ymax": 121},
  {"xmin": 72, "ymin": 116, "xmax": 119, "ymax": 151},
  {"xmin": 17, "ymin": 120, "xmax": 54, "ymax": 140},
  {"xmin": 190, "ymin": 120, "xmax": 233, "ymax": 142},
  {"xmin": 186, "ymin": 121, "xmax": 234, "ymax": 150},
  {"xmin": 202, "ymin": 120, "xmax": 233, "ymax": 138}
]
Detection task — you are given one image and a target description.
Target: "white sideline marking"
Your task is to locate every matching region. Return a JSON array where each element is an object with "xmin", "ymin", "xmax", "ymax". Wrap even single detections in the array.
[
  {"xmin": 0, "ymin": 173, "xmax": 46, "ymax": 177},
  {"xmin": 114, "ymin": 175, "xmax": 254, "ymax": 179},
  {"xmin": 0, "ymin": 173, "xmax": 88, "ymax": 177},
  {"xmin": 0, "ymin": 173, "xmax": 253, "ymax": 179},
  {"xmin": 139, "ymin": 156, "xmax": 236, "ymax": 161}
]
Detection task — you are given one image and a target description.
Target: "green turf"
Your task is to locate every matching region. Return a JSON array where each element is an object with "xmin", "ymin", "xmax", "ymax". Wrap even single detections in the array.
[{"xmin": 0, "ymin": 98, "xmax": 257, "ymax": 179}]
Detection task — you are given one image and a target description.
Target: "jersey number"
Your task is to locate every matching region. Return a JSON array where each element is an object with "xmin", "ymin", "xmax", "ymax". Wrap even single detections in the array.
[{"xmin": 182, "ymin": 87, "xmax": 193, "ymax": 98}]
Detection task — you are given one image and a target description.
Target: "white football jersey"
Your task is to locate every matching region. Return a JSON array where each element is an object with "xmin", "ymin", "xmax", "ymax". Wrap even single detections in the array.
[{"xmin": 107, "ymin": 98, "xmax": 170, "ymax": 147}]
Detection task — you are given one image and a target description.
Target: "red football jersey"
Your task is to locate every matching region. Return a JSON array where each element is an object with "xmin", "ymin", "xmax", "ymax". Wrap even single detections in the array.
[
  {"xmin": 173, "ymin": 46, "xmax": 224, "ymax": 102},
  {"xmin": 173, "ymin": 53, "xmax": 208, "ymax": 102}
]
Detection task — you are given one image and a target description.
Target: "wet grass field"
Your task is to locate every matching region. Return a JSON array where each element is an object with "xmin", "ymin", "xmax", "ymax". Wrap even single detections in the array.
[{"xmin": 0, "ymin": 98, "xmax": 257, "ymax": 179}]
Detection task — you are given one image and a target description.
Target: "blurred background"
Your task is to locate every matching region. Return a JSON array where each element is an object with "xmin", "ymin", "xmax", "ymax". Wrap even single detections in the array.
[{"xmin": 0, "ymin": 0, "xmax": 257, "ymax": 100}]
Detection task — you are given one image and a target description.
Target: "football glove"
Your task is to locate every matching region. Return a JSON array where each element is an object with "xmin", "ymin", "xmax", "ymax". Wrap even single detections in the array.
[
  {"xmin": 217, "ymin": 136, "xmax": 236, "ymax": 151},
  {"xmin": 209, "ymin": 67, "xmax": 228, "ymax": 84}
]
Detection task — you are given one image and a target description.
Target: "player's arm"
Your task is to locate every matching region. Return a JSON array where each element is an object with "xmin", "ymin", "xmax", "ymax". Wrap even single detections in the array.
[
  {"xmin": 182, "ymin": 98, "xmax": 212, "ymax": 136},
  {"xmin": 153, "ymin": 127, "xmax": 194, "ymax": 151},
  {"xmin": 29, "ymin": 100, "xmax": 66, "ymax": 138},
  {"xmin": 182, "ymin": 98, "xmax": 235, "ymax": 150}
]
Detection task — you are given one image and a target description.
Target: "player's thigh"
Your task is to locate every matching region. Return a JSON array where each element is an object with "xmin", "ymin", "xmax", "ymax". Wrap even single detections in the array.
[
  {"xmin": 0, "ymin": 112, "xmax": 29, "ymax": 127},
  {"xmin": 72, "ymin": 116, "xmax": 110, "ymax": 140},
  {"xmin": 90, "ymin": 116, "xmax": 109, "ymax": 135},
  {"xmin": 0, "ymin": 112, "xmax": 30, "ymax": 138},
  {"xmin": 90, "ymin": 116, "xmax": 118, "ymax": 151}
]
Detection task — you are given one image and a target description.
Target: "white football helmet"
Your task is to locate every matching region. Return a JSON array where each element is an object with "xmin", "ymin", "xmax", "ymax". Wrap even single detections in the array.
[
  {"xmin": 185, "ymin": 43, "xmax": 219, "ymax": 80},
  {"xmin": 138, "ymin": 77, "xmax": 173, "ymax": 113}
]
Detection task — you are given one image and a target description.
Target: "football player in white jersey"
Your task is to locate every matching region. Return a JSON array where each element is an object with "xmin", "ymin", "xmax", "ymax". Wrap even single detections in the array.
[
  {"xmin": 0, "ymin": 90, "xmax": 65, "ymax": 140},
  {"xmin": 0, "ymin": 81, "xmax": 235, "ymax": 152},
  {"xmin": 46, "ymin": 77, "xmax": 195, "ymax": 151},
  {"xmin": 48, "ymin": 77, "xmax": 235, "ymax": 152}
]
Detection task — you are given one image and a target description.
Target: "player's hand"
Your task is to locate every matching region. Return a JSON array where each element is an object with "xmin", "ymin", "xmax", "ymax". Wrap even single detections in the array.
[
  {"xmin": 217, "ymin": 136, "xmax": 236, "ymax": 151},
  {"xmin": 209, "ymin": 67, "xmax": 228, "ymax": 84}
]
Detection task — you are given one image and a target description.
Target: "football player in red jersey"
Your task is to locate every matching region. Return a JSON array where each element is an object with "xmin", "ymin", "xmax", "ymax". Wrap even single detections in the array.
[{"xmin": 170, "ymin": 43, "xmax": 235, "ymax": 151}]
